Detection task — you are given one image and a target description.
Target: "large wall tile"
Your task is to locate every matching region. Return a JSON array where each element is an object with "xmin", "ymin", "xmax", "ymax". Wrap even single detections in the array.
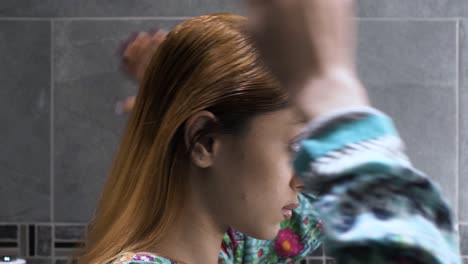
[
  {"xmin": 0, "ymin": 21, "xmax": 50, "ymax": 222},
  {"xmin": 0, "ymin": 0, "xmax": 242, "ymax": 17},
  {"xmin": 357, "ymin": 21, "xmax": 457, "ymax": 208},
  {"xmin": 461, "ymin": 224, "xmax": 468, "ymax": 255},
  {"xmin": 53, "ymin": 19, "xmax": 183, "ymax": 222},
  {"xmin": 357, "ymin": 0, "xmax": 468, "ymax": 18},
  {"xmin": 0, "ymin": 0, "xmax": 55, "ymax": 17},
  {"xmin": 460, "ymin": 20, "xmax": 468, "ymax": 222},
  {"xmin": 358, "ymin": 21, "xmax": 456, "ymax": 84}
]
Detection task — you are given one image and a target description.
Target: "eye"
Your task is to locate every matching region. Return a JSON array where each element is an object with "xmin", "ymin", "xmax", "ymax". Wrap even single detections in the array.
[
  {"xmin": 288, "ymin": 141, "xmax": 301, "ymax": 153},
  {"xmin": 288, "ymin": 131, "xmax": 306, "ymax": 153}
]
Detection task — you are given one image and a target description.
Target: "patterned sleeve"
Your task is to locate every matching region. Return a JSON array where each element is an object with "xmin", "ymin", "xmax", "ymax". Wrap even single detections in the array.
[{"xmin": 292, "ymin": 106, "xmax": 461, "ymax": 264}]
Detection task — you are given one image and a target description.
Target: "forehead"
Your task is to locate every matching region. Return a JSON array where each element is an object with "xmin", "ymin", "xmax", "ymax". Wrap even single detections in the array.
[{"xmin": 246, "ymin": 108, "xmax": 307, "ymax": 137}]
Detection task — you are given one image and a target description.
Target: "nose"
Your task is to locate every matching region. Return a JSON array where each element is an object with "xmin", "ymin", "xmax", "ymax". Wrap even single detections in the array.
[{"xmin": 290, "ymin": 174, "xmax": 305, "ymax": 192}]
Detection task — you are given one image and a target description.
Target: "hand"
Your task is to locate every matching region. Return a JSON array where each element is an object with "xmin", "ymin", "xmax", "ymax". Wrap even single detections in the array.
[
  {"xmin": 116, "ymin": 29, "xmax": 167, "ymax": 114},
  {"xmin": 115, "ymin": 96, "xmax": 136, "ymax": 115},
  {"xmin": 246, "ymin": 0, "xmax": 369, "ymax": 119},
  {"xmin": 120, "ymin": 29, "xmax": 168, "ymax": 82}
]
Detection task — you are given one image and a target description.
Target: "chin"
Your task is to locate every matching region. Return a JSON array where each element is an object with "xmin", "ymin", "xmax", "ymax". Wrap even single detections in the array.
[{"xmin": 242, "ymin": 222, "xmax": 281, "ymax": 240}]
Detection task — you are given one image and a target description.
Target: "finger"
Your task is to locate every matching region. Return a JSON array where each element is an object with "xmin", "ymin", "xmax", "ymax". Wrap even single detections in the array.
[
  {"xmin": 117, "ymin": 31, "xmax": 139, "ymax": 57},
  {"xmin": 122, "ymin": 43, "xmax": 141, "ymax": 77},
  {"xmin": 137, "ymin": 34, "xmax": 152, "ymax": 49},
  {"xmin": 127, "ymin": 32, "xmax": 150, "ymax": 52},
  {"xmin": 152, "ymin": 30, "xmax": 168, "ymax": 43},
  {"xmin": 115, "ymin": 96, "xmax": 137, "ymax": 115},
  {"xmin": 135, "ymin": 32, "xmax": 149, "ymax": 40},
  {"xmin": 123, "ymin": 33, "xmax": 148, "ymax": 61},
  {"xmin": 151, "ymin": 31, "xmax": 168, "ymax": 51},
  {"xmin": 123, "ymin": 96, "xmax": 137, "ymax": 113},
  {"xmin": 122, "ymin": 42, "xmax": 136, "ymax": 63},
  {"xmin": 120, "ymin": 32, "xmax": 147, "ymax": 59}
]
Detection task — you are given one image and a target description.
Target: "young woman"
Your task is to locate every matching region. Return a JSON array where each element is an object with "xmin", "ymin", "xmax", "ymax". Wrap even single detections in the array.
[{"xmin": 78, "ymin": 1, "xmax": 460, "ymax": 263}]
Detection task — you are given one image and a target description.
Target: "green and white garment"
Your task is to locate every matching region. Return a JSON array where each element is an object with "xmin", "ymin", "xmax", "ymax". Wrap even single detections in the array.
[{"xmin": 111, "ymin": 107, "xmax": 461, "ymax": 264}]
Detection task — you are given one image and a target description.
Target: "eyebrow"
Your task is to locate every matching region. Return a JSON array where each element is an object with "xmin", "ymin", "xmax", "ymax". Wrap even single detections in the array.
[
  {"xmin": 293, "ymin": 106, "xmax": 314, "ymax": 122},
  {"xmin": 291, "ymin": 131, "xmax": 308, "ymax": 142},
  {"xmin": 290, "ymin": 115, "xmax": 308, "ymax": 125}
]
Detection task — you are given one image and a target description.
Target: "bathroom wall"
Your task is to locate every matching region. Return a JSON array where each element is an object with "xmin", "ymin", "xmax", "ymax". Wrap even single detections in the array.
[{"xmin": 0, "ymin": 1, "xmax": 467, "ymax": 263}]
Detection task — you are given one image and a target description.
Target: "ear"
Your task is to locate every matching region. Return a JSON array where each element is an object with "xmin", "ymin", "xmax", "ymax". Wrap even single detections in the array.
[{"xmin": 184, "ymin": 110, "xmax": 220, "ymax": 168}]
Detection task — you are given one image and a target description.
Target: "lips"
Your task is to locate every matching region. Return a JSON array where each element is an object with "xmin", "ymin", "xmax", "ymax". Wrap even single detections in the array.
[
  {"xmin": 282, "ymin": 203, "xmax": 299, "ymax": 211},
  {"xmin": 281, "ymin": 203, "xmax": 299, "ymax": 220}
]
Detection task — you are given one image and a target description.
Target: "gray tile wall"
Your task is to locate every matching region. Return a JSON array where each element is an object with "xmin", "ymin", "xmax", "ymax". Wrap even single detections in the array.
[{"xmin": 0, "ymin": 1, "xmax": 466, "ymax": 263}]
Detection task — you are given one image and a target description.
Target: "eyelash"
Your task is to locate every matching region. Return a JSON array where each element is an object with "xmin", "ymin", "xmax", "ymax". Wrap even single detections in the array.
[
  {"xmin": 288, "ymin": 140, "xmax": 302, "ymax": 153},
  {"xmin": 289, "ymin": 130, "xmax": 309, "ymax": 153},
  {"xmin": 288, "ymin": 131, "xmax": 307, "ymax": 153}
]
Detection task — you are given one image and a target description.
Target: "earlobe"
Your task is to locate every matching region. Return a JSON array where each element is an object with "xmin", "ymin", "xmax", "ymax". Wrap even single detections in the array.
[{"xmin": 184, "ymin": 110, "xmax": 218, "ymax": 168}]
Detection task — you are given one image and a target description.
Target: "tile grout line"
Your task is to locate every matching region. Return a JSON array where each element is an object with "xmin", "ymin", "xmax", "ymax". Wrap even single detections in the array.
[
  {"xmin": 322, "ymin": 245, "xmax": 326, "ymax": 264},
  {"xmin": 456, "ymin": 19, "xmax": 460, "ymax": 225},
  {"xmin": 0, "ymin": 16, "xmax": 464, "ymax": 22},
  {"xmin": 0, "ymin": 222, "xmax": 87, "ymax": 225},
  {"xmin": 16, "ymin": 224, "xmax": 19, "ymax": 251},
  {"xmin": 25, "ymin": 225, "xmax": 29, "ymax": 258},
  {"xmin": 0, "ymin": 16, "xmax": 191, "ymax": 21},
  {"xmin": 55, "ymin": 16, "xmax": 191, "ymax": 20},
  {"xmin": 0, "ymin": 17, "xmax": 50, "ymax": 21},
  {"xmin": 50, "ymin": 18, "xmax": 56, "ymax": 260},
  {"xmin": 356, "ymin": 17, "xmax": 461, "ymax": 21},
  {"xmin": 35, "ymin": 225, "xmax": 38, "ymax": 257}
]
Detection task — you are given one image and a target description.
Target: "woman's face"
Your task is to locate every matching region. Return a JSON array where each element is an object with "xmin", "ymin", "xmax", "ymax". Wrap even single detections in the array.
[{"xmin": 198, "ymin": 107, "xmax": 306, "ymax": 240}]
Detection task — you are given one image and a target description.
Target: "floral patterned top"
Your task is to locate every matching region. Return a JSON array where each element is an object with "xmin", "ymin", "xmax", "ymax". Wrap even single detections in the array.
[{"xmin": 110, "ymin": 107, "xmax": 461, "ymax": 264}]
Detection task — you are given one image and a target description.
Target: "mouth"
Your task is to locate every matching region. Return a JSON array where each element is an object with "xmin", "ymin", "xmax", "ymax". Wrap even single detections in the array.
[{"xmin": 282, "ymin": 203, "xmax": 299, "ymax": 220}]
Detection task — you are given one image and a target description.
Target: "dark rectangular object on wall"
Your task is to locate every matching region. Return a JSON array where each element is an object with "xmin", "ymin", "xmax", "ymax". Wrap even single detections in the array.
[
  {"xmin": 0, "ymin": 242, "xmax": 17, "ymax": 247},
  {"xmin": 0, "ymin": 225, "xmax": 18, "ymax": 240},
  {"xmin": 28, "ymin": 225, "xmax": 35, "ymax": 256}
]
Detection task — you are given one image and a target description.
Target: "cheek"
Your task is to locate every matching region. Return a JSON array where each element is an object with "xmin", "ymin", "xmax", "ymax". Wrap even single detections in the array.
[
  {"xmin": 228, "ymin": 149, "xmax": 294, "ymax": 239},
  {"xmin": 233, "ymin": 140, "xmax": 294, "ymax": 208},
  {"xmin": 248, "ymin": 140, "xmax": 293, "ymax": 185},
  {"xmin": 209, "ymin": 144, "xmax": 295, "ymax": 239},
  {"xmin": 212, "ymin": 139, "xmax": 293, "ymax": 207}
]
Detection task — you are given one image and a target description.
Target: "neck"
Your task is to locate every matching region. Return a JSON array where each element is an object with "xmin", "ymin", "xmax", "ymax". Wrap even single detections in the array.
[{"xmin": 142, "ymin": 184, "xmax": 228, "ymax": 264}]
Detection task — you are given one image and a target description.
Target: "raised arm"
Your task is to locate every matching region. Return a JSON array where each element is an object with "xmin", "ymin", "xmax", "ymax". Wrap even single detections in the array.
[{"xmin": 245, "ymin": 0, "xmax": 461, "ymax": 263}]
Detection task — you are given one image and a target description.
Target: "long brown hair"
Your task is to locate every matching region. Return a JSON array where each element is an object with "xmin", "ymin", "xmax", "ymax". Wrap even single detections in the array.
[{"xmin": 78, "ymin": 13, "xmax": 288, "ymax": 264}]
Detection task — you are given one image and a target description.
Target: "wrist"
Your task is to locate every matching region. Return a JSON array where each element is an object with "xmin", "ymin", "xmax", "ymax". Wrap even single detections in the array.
[{"xmin": 292, "ymin": 68, "xmax": 370, "ymax": 121}]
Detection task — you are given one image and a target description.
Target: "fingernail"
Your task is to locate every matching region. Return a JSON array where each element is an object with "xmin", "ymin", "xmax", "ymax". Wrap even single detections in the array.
[{"xmin": 115, "ymin": 100, "xmax": 124, "ymax": 115}]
